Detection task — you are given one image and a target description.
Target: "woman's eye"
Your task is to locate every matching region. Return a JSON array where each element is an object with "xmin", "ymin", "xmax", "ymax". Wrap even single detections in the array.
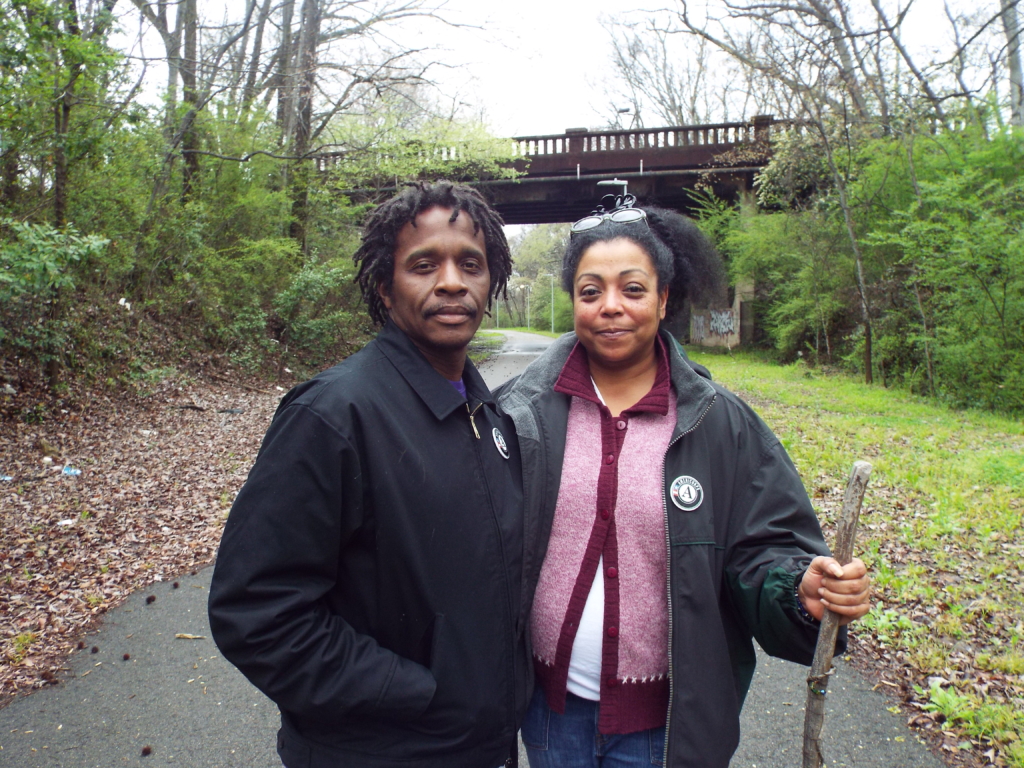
[
  {"xmin": 624, "ymin": 283, "xmax": 646, "ymax": 294},
  {"xmin": 579, "ymin": 287, "xmax": 600, "ymax": 298}
]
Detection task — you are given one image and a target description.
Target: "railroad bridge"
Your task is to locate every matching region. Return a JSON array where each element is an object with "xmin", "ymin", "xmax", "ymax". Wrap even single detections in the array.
[
  {"xmin": 319, "ymin": 115, "xmax": 791, "ymax": 225},
  {"xmin": 484, "ymin": 115, "xmax": 784, "ymax": 224}
]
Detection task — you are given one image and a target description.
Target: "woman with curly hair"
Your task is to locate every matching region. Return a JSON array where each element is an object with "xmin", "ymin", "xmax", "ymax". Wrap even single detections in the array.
[{"xmin": 495, "ymin": 194, "xmax": 871, "ymax": 768}]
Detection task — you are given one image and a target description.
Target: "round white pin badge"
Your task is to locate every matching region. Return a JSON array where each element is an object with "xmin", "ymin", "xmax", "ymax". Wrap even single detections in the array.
[
  {"xmin": 492, "ymin": 427, "xmax": 510, "ymax": 459},
  {"xmin": 670, "ymin": 475, "xmax": 703, "ymax": 511}
]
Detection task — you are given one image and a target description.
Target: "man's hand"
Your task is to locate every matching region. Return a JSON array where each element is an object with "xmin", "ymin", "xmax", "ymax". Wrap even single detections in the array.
[{"xmin": 798, "ymin": 556, "xmax": 871, "ymax": 625}]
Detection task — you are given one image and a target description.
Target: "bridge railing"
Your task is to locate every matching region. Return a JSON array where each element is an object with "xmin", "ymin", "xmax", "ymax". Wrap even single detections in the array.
[
  {"xmin": 510, "ymin": 117, "xmax": 797, "ymax": 158},
  {"xmin": 315, "ymin": 117, "xmax": 800, "ymax": 174}
]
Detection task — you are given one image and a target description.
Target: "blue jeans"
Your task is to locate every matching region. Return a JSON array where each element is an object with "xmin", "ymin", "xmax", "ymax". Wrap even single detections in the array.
[{"xmin": 521, "ymin": 687, "xmax": 666, "ymax": 768}]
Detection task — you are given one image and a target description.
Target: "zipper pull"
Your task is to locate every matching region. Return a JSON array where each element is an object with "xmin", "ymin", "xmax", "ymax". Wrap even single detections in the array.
[{"xmin": 466, "ymin": 402, "xmax": 482, "ymax": 439}]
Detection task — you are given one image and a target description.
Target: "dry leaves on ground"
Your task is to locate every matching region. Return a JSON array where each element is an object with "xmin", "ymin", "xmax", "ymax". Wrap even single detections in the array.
[{"xmin": 0, "ymin": 378, "xmax": 280, "ymax": 706}]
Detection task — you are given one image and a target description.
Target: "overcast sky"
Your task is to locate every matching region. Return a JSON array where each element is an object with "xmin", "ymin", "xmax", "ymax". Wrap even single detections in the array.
[
  {"xmin": 396, "ymin": 0, "xmax": 630, "ymax": 137},
  {"xmin": 112, "ymin": 0, "xmax": 980, "ymax": 140},
  {"xmin": 393, "ymin": 0, "xmax": 968, "ymax": 138}
]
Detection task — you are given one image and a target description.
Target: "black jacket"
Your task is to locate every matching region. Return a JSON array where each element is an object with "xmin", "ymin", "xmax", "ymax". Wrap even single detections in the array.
[
  {"xmin": 495, "ymin": 330, "xmax": 844, "ymax": 768},
  {"xmin": 209, "ymin": 322, "xmax": 529, "ymax": 768}
]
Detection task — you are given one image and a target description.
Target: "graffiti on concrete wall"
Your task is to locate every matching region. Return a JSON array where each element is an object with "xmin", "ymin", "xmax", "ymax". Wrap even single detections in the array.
[
  {"xmin": 709, "ymin": 309, "xmax": 736, "ymax": 337},
  {"xmin": 691, "ymin": 314, "xmax": 706, "ymax": 344}
]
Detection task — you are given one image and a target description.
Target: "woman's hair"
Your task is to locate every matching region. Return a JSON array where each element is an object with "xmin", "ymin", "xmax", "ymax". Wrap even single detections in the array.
[
  {"xmin": 353, "ymin": 181, "xmax": 513, "ymax": 326},
  {"xmin": 561, "ymin": 205, "xmax": 726, "ymax": 320}
]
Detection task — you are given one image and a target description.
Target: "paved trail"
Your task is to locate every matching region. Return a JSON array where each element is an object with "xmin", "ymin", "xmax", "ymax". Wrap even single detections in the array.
[{"xmin": 0, "ymin": 331, "xmax": 942, "ymax": 768}]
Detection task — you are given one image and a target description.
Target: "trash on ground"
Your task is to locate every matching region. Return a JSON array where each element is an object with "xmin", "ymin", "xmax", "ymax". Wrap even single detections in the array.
[
  {"xmin": 62, "ymin": 465, "xmax": 82, "ymax": 476},
  {"xmin": 57, "ymin": 519, "xmax": 74, "ymax": 526},
  {"xmin": 175, "ymin": 633, "xmax": 206, "ymax": 640},
  {"xmin": 0, "ymin": 474, "xmax": 12, "ymax": 481}
]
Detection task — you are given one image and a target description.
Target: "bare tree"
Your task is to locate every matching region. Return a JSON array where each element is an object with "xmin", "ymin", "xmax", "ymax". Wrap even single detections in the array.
[
  {"xmin": 127, "ymin": 0, "xmax": 184, "ymax": 131},
  {"xmin": 673, "ymin": 0, "xmax": 888, "ymax": 381},
  {"xmin": 180, "ymin": 0, "xmax": 198, "ymax": 199},
  {"xmin": 606, "ymin": 21, "xmax": 715, "ymax": 125}
]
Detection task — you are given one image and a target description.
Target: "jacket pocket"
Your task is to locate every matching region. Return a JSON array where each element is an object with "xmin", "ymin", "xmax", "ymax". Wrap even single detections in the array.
[
  {"xmin": 413, "ymin": 613, "xmax": 481, "ymax": 739},
  {"xmin": 412, "ymin": 614, "xmax": 460, "ymax": 736}
]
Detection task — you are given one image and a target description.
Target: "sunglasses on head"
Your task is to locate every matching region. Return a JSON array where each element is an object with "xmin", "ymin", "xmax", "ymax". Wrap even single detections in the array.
[{"xmin": 570, "ymin": 193, "xmax": 648, "ymax": 236}]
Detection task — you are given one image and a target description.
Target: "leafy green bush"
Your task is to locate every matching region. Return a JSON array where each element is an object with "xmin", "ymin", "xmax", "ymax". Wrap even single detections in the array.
[
  {"xmin": 272, "ymin": 261, "xmax": 368, "ymax": 363},
  {"xmin": 702, "ymin": 119, "xmax": 1024, "ymax": 413},
  {"xmin": 0, "ymin": 219, "xmax": 108, "ymax": 379},
  {"xmin": 0, "ymin": 218, "xmax": 107, "ymax": 304}
]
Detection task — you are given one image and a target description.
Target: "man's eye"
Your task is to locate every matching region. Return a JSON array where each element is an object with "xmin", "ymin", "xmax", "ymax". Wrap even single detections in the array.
[
  {"xmin": 412, "ymin": 262, "xmax": 435, "ymax": 272},
  {"xmin": 463, "ymin": 260, "xmax": 482, "ymax": 272}
]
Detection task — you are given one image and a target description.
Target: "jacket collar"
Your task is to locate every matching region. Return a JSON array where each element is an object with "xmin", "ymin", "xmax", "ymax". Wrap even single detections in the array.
[
  {"xmin": 375, "ymin": 321, "xmax": 492, "ymax": 421},
  {"xmin": 553, "ymin": 337, "xmax": 672, "ymax": 416},
  {"xmin": 498, "ymin": 329, "xmax": 715, "ymax": 433}
]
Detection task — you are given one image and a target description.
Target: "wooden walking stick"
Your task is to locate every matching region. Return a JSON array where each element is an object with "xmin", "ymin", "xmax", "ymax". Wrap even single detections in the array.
[{"xmin": 802, "ymin": 460, "xmax": 872, "ymax": 768}]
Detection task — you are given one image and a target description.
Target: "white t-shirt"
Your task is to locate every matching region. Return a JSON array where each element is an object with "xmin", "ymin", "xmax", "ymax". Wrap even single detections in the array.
[
  {"xmin": 567, "ymin": 376, "xmax": 611, "ymax": 701},
  {"xmin": 566, "ymin": 556, "xmax": 605, "ymax": 700}
]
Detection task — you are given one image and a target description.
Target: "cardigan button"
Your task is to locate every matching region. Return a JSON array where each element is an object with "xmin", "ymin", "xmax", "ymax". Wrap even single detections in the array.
[
  {"xmin": 605, "ymin": 454, "xmax": 615, "ymax": 465},
  {"xmin": 607, "ymin": 677, "xmax": 619, "ymax": 688},
  {"xmin": 607, "ymin": 567, "xmax": 618, "ymax": 578},
  {"xmin": 616, "ymin": 420, "xmax": 627, "ymax": 430},
  {"xmin": 600, "ymin": 509, "xmax": 610, "ymax": 520},
  {"xmin": 607, "ymin": 626, "xmax": 618, "ymax": 638}
]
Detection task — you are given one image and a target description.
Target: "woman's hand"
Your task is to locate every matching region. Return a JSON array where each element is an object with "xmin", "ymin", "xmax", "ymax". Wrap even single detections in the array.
[{"xmin": 797, "ymin": 556, "xmax": 871, "ymax": 625}]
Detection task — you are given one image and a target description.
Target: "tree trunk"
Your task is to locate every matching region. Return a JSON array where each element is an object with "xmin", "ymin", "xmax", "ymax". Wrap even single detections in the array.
[
  {"xmin": 288, "ymin": 0, "xmax": 319, "ymax": 251},
  {"xmin": 52, "ymin": 0, "xmax": 83, "ymax": 228},
  {"xmin": 841, "ymin": 193, "xmax": 873, "ymax": 384},
  {"xmin": 241, "ymin": 0, "xmax": 274, "ymax": 109},
  {"xmin": 275, "ymin": 0, "xmax": 297, "ymax": 142},
  {"xmin": 813, "ymin": 113, "xmax": 874, "ymax": 384},
  {"xmin": 180, "ymin": 0, "xmax": 199, "ymax": 200},
  {"xmin": 1003, "ymin": 0, "xmax": 1023, "ymax": 127},
  {"xmin": 164, "ymin": 31, "xmax": 181, "ymax": 133},
  {"xmin": 1, "ymin": 151, "xmax": 19, "ymax": 206},
  {"xmin": 53, "ymin": 93, "xmax": 69, "ymax": 227}
]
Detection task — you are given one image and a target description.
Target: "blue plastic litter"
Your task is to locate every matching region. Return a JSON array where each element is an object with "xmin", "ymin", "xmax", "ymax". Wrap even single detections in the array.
[
  {"xmin": 62, "ymin": 466, "xmax": 82, "ymax": 476},
  {"xmin": 0, "ymin": 475, "xmax": 12, "ymax": 481}
]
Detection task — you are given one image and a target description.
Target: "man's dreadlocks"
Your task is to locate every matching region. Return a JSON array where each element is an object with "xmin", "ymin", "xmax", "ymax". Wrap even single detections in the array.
[{"xmin": 353, "ymin": 181, "xmax": 513, "ymax": 326}]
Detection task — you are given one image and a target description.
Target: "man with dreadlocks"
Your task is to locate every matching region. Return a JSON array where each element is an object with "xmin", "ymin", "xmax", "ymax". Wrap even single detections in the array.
[{"xmin": 209, "ymin": 182, "xmax": 527, "ymax": 768}]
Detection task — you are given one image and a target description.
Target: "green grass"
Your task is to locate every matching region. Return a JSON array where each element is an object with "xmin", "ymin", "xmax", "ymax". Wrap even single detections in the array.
[
  {"xmin": 10, "ymin": 632, "xmax": 37, "ymax": 664},
  {"xmin": 687, "ymin": 348, "xmax": 1024, "ymax": 765},
  {"xmin": 468, "ymin": 331, "xmax": 505, "ymax": 365}
]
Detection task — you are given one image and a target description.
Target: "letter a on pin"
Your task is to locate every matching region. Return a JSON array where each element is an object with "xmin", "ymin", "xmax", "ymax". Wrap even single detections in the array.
[{"xmin": 670, "ymin": 476, "xmax": 703, "ymax": 511}]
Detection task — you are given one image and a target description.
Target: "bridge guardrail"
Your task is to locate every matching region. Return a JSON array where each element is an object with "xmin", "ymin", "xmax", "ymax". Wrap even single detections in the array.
[
  {"xmin": 314, "ymin": 117, "xmax": 804, "ymax": 174},
  {"xmin": 510, "ymin": 116, "xmax": 800, "ymax": 158}
]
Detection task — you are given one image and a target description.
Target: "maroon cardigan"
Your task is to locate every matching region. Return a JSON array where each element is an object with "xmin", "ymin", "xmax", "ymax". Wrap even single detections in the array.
[{"xmin": 530, "ymin": 340, "xmax": 676, "ymax": 734}]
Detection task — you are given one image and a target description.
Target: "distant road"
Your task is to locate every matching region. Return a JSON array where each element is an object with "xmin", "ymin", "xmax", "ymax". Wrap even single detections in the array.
[{"xmin": 0, "ymin": 330, "xmax": 943, "ymax": 768}]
